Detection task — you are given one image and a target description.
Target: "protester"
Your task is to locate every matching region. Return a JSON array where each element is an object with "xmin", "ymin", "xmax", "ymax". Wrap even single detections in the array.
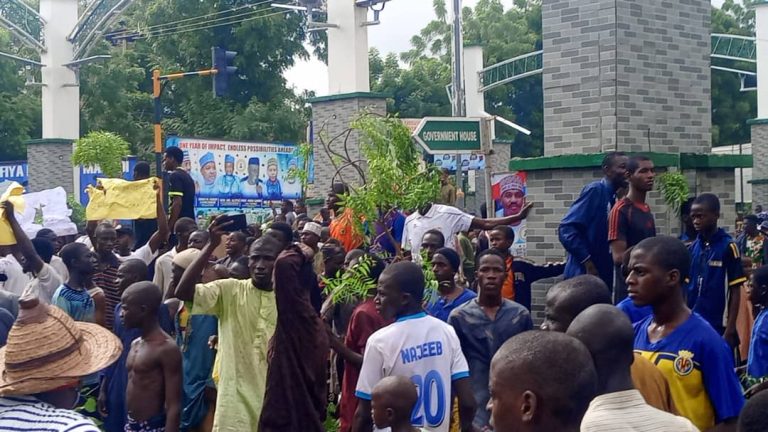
[
  {"xmin": 164, "ymin": 147, "xmax": 196, "ymax": 228},
  {"xmin": 259, "ymin": 242, "xmax": 330, "ymax": 432},
  {"xmin": 132, "ymin": 162, "xmax": 158, "ymax": 249},
  {"xmin": 738, "ymin": 256, "xmax": 756, "ymax": 362},
  {"xmin": 52, "ymin": 243, "xmax": 105, "ymax": 326},
  {"xmin": 541, "ymin": 275, "xmax": 676, "ymax": 413},
  {"xmin": 188, "ymin": 230, "xmax": 210, "ymax": 251},
  {"xmin": 687, "ymin": 193, "xmax": 746, "ymax": 347},
  {"xmin": 328, "ymin": 183, "xmax": 365, "ymax": 252},
  {"xmin": 737, "ymin": 215, "xmax": 766, "ymax": 265},
  {"xmin": 745, "ymin": 265, "xmax": 768, "ymax": 397},
  {"xmin": 419, "ymin": 229, "xmax": 445, "ymax": 263},
  {"xmin": 488, "ymin": 225, "xmax": 517, "ymax": 301},
  {"xmin": 457, "ymin": 230, "xmax": 475, "ymax": 283},
  {"xmin": 439, "ymin": 169, "xmax": 457, "ymax": 206},
  {"xmin": 122, "ymin": 281, "xmax": 182, "ymax": 432},
  {"xmin": 371, "ymin": 376, "xmax": 421, "ymax": 432},
  {"xmin": 510, "ymin": 257, "xmax": 565, "ymax": 312},
  {"xmin": 737, "ymin": 390, "xmax": 768, "ymax": 432},
  {"xmin": 488, "ymin": 331, "xmax": 597, "ymax": 432},
  {"xmin": 448, "ymin": 249, "xmax": 532, "ymax": 430},
  {"xmin": 36, "ymin": 228, "xmax": 69, "ymax": 280},
  {"xmin": 228, "ymin": 256, "xmax": 249, "ymax": 280},
  {"xmin": 402, "ymin": 201, "xmax": 532, "ymax": 261},
  {"xmin": 153, "ymin": 218, "xmax": 197, "ymax": 298},
  {"xmin": 99, "ymin": 260, "xmax": 174, "ymax": 432},
  {"xmin": 114, "ymin": 226, "xmax": 136, "ymax": 258},
  {"xmin": 426, "ymin": 248, "xmax": 476, "ymax": 322},
  {"xmin": 679, "ymin": 198, "xmax": 697, "ymax": 244},
  {"xmin": 174, "ymin": 218, "xmax": 279, "ymax": 430},
  {"xmin": 0, "ymin": 297, "xmax": 121, "ymax": 431},
  {"xmin": 327, "ymin": 254, "xmax": 389, "ymax": 432},
  {"xmin": 615, "ymin": 247, "xmax": 653, "ymax": 324},
  {"xmin": 217, "ymin": 231, "xmax": 247, "ymax": 268},
  {"xmin": 559, "ymin": 152, "xmax": 628, "ymax": 290},
  {"xmin": 281, "ymin": 199, "xmax": 296, "ymax": 227},
  {"xmin": 2, "ymin": 201, "xmax": 62, "ymax": 303},
  {"xmin": 567, "ymin": 305, "xmax": 698, "ymax": 431},
  {"xmin": 353, "ymin": 262, "xmax": 476, "ymax": 432},
  {"xmin": 629, "ymin": 236, "xmax": 745, "ymax": 430},
  {"xmin": 167, "ymin": 248, "xmax": 218, "ymax": 431},
  {"xmin": 301, "ymin": 221, "xmax": 324, "ymax": 275},
  {"xmin": 372, "ymin": 208, "xmax": 406, "ymax": 259},
  {"xmin": 608, "ymin": 155, "xmax": 656, "ymax": 303}
]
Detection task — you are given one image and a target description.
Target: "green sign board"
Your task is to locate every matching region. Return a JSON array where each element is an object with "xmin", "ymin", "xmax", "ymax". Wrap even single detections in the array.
[{"xmin": 412, "ymin": 117, "xmax": 482, "ymax": 154}]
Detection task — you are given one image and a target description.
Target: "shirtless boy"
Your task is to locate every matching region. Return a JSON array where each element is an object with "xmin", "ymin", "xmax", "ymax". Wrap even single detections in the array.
[{"xmin": 122, "ymin": 281, "xmax": 182, "ymax": 432}]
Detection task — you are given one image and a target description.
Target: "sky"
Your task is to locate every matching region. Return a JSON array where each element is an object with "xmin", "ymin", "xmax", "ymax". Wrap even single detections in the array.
[{"xmin": 284, "ymin": 0, "xmax": 729, "ymax": 95}]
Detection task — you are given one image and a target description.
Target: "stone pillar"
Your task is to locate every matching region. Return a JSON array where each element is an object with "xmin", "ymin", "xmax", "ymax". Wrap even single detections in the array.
[
  {"xmin": 25, "ymin": 139, "xmax": 75, "ymax": 194},
  {"xmin": 542, "ymin": 0, "xmax": 711, "ymax": 155},
  {"xmin": 307, "ymin": 93, "xmax": 387, "ymax": 199},
  {"xmin": 327, "ymin": 0, "xmax": 370, "ymax": 94}
]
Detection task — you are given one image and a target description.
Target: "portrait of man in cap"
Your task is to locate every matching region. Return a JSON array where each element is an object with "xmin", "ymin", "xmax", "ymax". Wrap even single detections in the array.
[
  {"xmin": 217, "ymin": 154, "xmax": 242, "ymax": 196},
  {"xmin": 264, "ymin": 158, "xmax": 282, "ymax": 200},
  {"xmin": 198, "ymin": 152, "xmax": 218, "ymax": 196},
  {"xmin": 496, "ymin": 172, "xmax": 527, "ymax": 225},
  {"xmin": 241, "ymin": 157, "xmax": 264, "ymax": 198}
]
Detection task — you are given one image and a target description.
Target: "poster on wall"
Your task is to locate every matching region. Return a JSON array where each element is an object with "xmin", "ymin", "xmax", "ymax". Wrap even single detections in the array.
[
  {"xmin": 166, "ymin": 136, "xmax": 314, "ymax": 223},
  {"xmin": 491, "ymin": 171, "xmax": 528, "ymax": 256},
  {"xmin": 0, "ymin": 161, "xmax": 28, "ymax": 184},
  {"xmin": 430, "ymin": 153, "xmax": 486, "ymax": 172}
]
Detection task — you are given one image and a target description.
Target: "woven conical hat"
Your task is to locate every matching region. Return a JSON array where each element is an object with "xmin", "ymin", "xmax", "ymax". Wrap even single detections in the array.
[{"xmin": 0, "ymin": 297, "xmax": 121, "ymax": 396}]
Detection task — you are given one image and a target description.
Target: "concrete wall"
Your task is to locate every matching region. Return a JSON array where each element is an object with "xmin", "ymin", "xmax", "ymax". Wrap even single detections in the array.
[
  {"xmin": 542, "ymin": 0, "xmax": 711, "ymax": 156},
  {"xmin": 523, "ymin": 166, "xmax": 737, "ymax": 324},
  {"xmin": 308, "ymin": 96, "xmax": 387, "ymax": 199},
  {"xmin": 27, "ymin": 141, "xmax": 74, "ymax": 195},
  {"xmin": 752, "ymin": 124, "xmax": 768, "ymax": 207}
]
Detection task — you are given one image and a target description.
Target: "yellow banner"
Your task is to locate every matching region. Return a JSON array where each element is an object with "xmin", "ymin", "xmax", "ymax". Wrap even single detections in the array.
[
  {"xmin": 86, "ymin": 178, "xmax": 158, "ymax": 221},
  {"xmin": 0, "ymin": 183, "xmax": 27, "ymax": 246}
]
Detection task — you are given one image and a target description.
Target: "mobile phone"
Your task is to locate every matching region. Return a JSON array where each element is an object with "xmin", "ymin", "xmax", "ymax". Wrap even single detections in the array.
[{"xmin": 219, "ymin": 213, "xmax": 248, "ymax": 232}]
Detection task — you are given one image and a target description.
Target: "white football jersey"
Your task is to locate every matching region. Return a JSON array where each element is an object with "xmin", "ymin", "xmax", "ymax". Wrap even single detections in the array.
[{"xmin": 356, "ymin": 312, "xmax": 470, "ymax": 432}]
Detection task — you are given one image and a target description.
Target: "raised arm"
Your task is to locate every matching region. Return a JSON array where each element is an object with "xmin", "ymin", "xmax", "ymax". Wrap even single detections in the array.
[
  {"xmin": 470, "ymin": 202, "xmax": 533, "ymax": 231},
  {"xmin": 174, "ymin": 216, "xmax": 230, "ymax": 301},
  {"xmin": 1, "ymin": 201, "xmax": 43, "ymax": 274},
  {"xmin": 146, "ymin": 179, "xmax": 170, "ymax": 254}
]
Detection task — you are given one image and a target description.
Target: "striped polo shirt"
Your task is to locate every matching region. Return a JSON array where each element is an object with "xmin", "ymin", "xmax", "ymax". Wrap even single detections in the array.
[
  {"xmin": 0, "ymin": 396, "xmax": 99, "ymax": 431},
  {"xmin": 581, "ymin": 390, "xmax": 698, "ymax": 432}
]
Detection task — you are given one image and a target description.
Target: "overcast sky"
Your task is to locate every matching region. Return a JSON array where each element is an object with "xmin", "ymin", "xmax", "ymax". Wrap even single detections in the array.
[{"xmin": 284, "ymin": 0, "xmax": 729, "ymax": 95}]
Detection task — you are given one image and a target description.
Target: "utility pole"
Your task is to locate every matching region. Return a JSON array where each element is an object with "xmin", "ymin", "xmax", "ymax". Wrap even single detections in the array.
[{"xmin": 451, "ymin": 0, "xmax": 466, "ymax": 209}]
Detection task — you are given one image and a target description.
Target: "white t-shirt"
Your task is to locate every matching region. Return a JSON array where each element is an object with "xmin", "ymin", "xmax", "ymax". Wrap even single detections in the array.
[
  {"xmin": 50, "ymin": 255, "xmax": 69, "ymax": 281},
  {"xmin": 401, "ymin": 204, "xmax": 473, "ymax": 261},
  {"xmin": 356, "ymin": 312, "xmax": 470, "ymax": 432},
  {"xmin": 23, "ymin": 263, "xmax": 62, "ymax": 304},
  {"xmin": 0, "ymin": 396, "xmax": 99, "ymax": 432},
  {"xmin": 0, "ymin": 256, "xmax": 28, "ymax": 297},
  {"xmin": 116, "ymin": 243, "xmax": 158, "ymax": 265},
  {"xmin": 153, "ymin": 247, "xmax": 178, "ymax": 298}
]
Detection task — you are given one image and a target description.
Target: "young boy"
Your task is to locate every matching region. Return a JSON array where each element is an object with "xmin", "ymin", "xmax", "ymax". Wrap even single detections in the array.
[
  {"xmin": 746, "ymin": 265, "xmax": 768, "ymax": 396},
  {"xmin": 628, "ymin": 236, "xmax": 745, "ymax": 430},
  {"xmin": 687, "ymin": 193, "xmax": 746, "ymax": 348},
  {"xmin": 371, "ymin": 376, "xmax": 423, "ymax": 432},
  {"xmin": 123, "ymin": 281, "xmax": 182, "ymax": 432}
]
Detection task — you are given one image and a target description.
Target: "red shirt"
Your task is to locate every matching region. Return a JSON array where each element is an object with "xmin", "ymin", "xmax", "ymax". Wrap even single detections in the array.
[{"xmin": 339, "ymin": 298, "xmax": 390, "ymax": 432}]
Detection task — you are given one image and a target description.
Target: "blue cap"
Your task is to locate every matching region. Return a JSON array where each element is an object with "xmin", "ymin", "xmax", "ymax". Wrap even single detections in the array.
[
  {"xmin": 225, "ymin": 155, "xmax": 235, "ymax": 164},
  {"xmin": 248, "ymin": 157, "xmax": 260, "ymax": 165},
  {"xmin": 199, "ymin": 152, "xmax": 215, "ymax": 167}
]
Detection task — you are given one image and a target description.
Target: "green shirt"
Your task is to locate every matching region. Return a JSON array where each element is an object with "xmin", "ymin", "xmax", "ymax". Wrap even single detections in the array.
[{"xmin": 193, "ymin": 278, "xmax": 277, "ymax": 431}]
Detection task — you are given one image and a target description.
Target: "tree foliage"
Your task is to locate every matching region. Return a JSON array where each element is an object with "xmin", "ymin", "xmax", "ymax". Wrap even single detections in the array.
[
  {"xmin": 711, "ymin": 0, "xmax": 757, "ymax": 147},
  {"xmin": 72, "ymin": 131, "xmax": 131, "ymax": 178}
]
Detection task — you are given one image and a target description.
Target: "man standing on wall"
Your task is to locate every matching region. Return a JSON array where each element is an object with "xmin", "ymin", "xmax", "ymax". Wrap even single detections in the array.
[{"xmin": 559, "ymin": 152, "xmax": 628, "ymax": 290}]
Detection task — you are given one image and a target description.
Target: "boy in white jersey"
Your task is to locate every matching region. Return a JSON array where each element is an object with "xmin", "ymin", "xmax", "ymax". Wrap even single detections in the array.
[{"xmin": 353, "ymin": 262, "xmax": 476, "ymax": 432}]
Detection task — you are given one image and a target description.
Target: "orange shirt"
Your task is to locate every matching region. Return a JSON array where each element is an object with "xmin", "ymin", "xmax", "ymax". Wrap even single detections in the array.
[
  {"xmin": 330, "ymin": 208, "xmax": 364, "ymax": 252},
  {"xmin": 502, "ymin": 255, "xmax": 515, "ymax": 300}
]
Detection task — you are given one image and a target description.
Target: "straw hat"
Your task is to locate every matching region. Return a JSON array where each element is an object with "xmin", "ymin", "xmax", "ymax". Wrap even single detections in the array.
[{"xmin": 0, "ymin": 297, "xmax": 122, "ymax": 396}]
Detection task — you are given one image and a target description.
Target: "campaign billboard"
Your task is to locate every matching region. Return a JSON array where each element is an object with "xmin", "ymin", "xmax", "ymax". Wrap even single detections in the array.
[
  {"xmin": 166, "ymin": 137, "xmax": 313, "ymax": 222},
  {"xmin": 430, "ymin": 153, "xmax": 486, "ymax": 172},
  {"xmin": 491, "ymin": 171, "xmax": 528, "ymax": 256},
  {"xmin": 0, "ymin": 161, "xmax": 28, "ymax": 184}
]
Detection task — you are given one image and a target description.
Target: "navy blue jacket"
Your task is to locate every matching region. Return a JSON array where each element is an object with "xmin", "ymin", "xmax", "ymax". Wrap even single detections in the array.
[{"xmin": 559, "ymin": 178, "xmax": 617, "ymax": 289}]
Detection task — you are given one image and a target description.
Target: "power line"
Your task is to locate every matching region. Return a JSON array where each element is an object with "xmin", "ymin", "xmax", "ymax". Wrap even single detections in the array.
[
  {"xmin": 135, "ymin": 9, "xmax": 290, "ymax": 39},
  {"xmin": 104, "ymin": 0, "xmax": 280, "ymax": 38}
]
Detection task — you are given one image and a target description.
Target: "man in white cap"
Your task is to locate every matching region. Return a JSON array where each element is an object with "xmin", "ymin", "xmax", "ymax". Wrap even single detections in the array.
[
  {"xmin": 0, "ymin": 296, "xmax": 121, "ymax": 431},
  {"xmin": 301, "ymin": 222, "xmax": 324, "ymax": 275}
]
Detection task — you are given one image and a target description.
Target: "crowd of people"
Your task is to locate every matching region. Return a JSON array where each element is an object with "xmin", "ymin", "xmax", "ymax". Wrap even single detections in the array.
[{"xmin": 0, "ymin": 147, "xmax": 766, "ymax": 432}]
